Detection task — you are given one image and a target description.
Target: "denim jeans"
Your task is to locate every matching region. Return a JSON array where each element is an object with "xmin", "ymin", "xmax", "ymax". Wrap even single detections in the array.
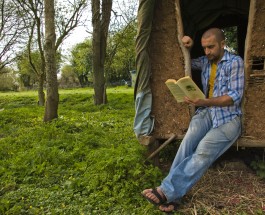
[{"xmin": 160, "ymin": 108, "xmax": 241, "ymax": 202}]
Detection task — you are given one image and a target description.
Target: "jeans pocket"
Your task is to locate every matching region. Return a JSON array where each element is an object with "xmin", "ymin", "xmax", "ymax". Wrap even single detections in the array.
[
  {"xmin": 220, "ymin": 117, "xmax": 241, "ymax": 141},
  {"xmin": 192, "ymin": 108, "xmax": 208, "ymax": 120}
]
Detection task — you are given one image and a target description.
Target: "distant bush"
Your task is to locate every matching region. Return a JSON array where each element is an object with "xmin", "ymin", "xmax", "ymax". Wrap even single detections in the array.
[{"xmin": 0, "ymin": 72, "xmax": 19, "ymax": 91}]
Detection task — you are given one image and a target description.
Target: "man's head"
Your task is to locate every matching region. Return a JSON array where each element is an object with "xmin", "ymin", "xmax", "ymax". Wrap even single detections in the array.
[{"xmin": 201, "ymin": 28, "xmax": 225, "ymax": 64}]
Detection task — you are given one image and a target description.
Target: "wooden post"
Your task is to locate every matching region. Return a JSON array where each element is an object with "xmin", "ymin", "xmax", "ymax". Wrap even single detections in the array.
[
  {"xmin": 175, "ymin": 0, "xmax": 195, "ymax": 117},
  {"xmin": 147, "ymin": 139, "xmax": 160, "ymax": 166},
  {"xmin": 146, "ymin": 134, "xmax": 176, "ymax": 162}
]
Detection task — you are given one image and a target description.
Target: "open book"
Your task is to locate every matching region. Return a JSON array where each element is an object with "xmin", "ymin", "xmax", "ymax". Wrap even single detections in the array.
[{"xmin": 165, "ymin": 76, "xmax": 205, "ymax": 102}]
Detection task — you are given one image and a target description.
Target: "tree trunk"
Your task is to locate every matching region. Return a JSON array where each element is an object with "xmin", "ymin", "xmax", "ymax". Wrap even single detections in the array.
[
  {"xmin": 27, "ymin": 20, "xmax": 46, "ymax": 106},
  {"xmin": 92, "ymin": 0, "xmax": 112, "ymax": 105},
  {"xmin": 38, "ymin": 74, "xmax": 45, "ymax": 106},
  {"xmin": 43, "ymin": 0, "xmax": 59, "ymax": 122}
]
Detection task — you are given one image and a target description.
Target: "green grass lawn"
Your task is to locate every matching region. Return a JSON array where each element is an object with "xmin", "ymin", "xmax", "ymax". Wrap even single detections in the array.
[
  {"xmin": 0, "ymin": 87, "xmax": 164, "ymax": 215},
  {"xmin": 1, "ymin": 87, "xmax": 264, "ymax": 215}
]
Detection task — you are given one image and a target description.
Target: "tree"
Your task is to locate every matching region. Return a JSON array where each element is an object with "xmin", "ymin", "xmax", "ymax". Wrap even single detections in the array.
[
  {"xmin": 0, "ymin": 0, "xmax": 25, "ymax": 71},
  {"xmin": 14, "ymin": 0, "xmax": 87, "ymax": 106},
  {"xmin": 43, "ymin": 0, "xmax": 58, "ymax": 122},
  {"xmin": 12, "ymin": 0, "xmax": 47, "ymax": 104},
  {"xmin": 91, "ymin": 0, "xmax": 113, "ymax": 105}
]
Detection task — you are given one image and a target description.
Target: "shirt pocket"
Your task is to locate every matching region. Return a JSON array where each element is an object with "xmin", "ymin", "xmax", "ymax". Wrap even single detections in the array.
[{"xmin": 217, "ymin": 73, "xmax": 229, "ymax": 95}]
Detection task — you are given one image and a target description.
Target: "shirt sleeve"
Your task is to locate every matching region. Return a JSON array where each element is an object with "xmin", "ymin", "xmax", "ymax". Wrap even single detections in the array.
[
  {"xmin": 191, "ymin": 57, "xmax": 203, "ymax": 70},
  {"xmin": 227, "ymin": 56, "xmax": 245, "ymax": 105}
]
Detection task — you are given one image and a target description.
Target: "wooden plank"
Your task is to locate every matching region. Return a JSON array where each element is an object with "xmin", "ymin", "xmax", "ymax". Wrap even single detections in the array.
[
  {"xmin": 154, "ymin": 133, "xmax": 184, "ymax": 140},
  {"xmin": 146, "ymin": 134, "xmax": 176, "ymax": 161},
  {"xmin": 148, "ymin": 135, "xmax": 265, "ymax": 148},
  {"xmin": 174, "ymin": 0, "xmax": 191, "ymax": 77},
  {"xmin": 241, "ymin": 0, "xmax": 256, "ymax": 136},
  {"xmin": 235, "ymin": 137, "xmax": 265, "ymax": 147},
  {"xmin": 147, "ymin": 140, "xmax": 160, "ymax": 166},
  {"xmin": 174, "ymin": 0, "xmax": 195, "ymax": 117}
]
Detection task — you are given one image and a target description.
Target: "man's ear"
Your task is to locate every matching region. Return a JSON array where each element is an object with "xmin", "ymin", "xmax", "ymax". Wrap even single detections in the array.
[{"xmin": 221, "ymin": 40, "xmax": 225, "ymax": 49}]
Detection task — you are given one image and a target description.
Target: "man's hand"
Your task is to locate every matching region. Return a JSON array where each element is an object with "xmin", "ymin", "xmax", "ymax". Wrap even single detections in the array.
[
  {"xmin": 184, "ymin": 97, "xmax": 205, "ymax": 106},
  {"xmin": 182, "ymin": 36, "xmax": 194, "ymax": 49}
]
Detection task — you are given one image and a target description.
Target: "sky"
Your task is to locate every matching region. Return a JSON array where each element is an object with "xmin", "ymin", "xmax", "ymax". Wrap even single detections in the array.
[
  {"xmin": 61, "ymin": 26, "xmax": 91, "ymax": 58},
  {"xmin": 59, "ymin": 0, "xmax": 92, "ymax": 60}
]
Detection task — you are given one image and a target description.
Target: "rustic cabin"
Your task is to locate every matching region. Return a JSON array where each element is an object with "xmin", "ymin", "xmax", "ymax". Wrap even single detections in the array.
[{"xmin": 133, "ymin": 0, "xmax": 265, "ymax": 157}]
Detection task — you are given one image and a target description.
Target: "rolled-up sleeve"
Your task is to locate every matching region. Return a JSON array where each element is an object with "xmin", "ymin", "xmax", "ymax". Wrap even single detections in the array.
[{"xmin": 227, "ymin": 56, "xmax": 244, "ymax": 105}]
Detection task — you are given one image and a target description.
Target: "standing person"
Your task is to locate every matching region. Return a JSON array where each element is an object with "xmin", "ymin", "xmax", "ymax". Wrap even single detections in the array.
[{"xmin": 141, "ymin": 28, "xmax": 245, "ymax": 213}]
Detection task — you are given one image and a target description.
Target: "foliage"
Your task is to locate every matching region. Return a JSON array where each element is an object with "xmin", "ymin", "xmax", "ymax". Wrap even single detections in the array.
[
  {"xmin": 63, "ymin": 0, "xmax": 138, "ymax": 89},
  {"xmin": 16, "ymin": 49, "xmax": 62, "ymax": 89},
  {"xmin": 224, "ymin": 26, "xmax": 238, "ymax": 53},
  {"xmin": 105, "ymin": 0, "xmax": 138, "ymax": 83},
  {"xmin": 251, "ymin": 155, "xmax": 265, "ymax": 179},
  {"xmin": 0, "ymin": 67, "xmax": 19, "ymax": 91},
  {"xmin": 70, "ymin": 40, "xmax": 93, "ymax": 87},
  {"xmin": 16, "ymin": 50, "xmax": 41, "ymax": 88},
  {"xmin": 68, "ymin": 20, "xmax": 137, "ymax": 87},
  {"xmin": 106, "ymin": 20, "xmax": 137, "ymax": 83},
  {"xmin": 0, "ymin": 88, "xmax": 164, "ymax": 214},
  {"xmin": 59, "ymin": 64, "xmax": 80, "ymax": 88}
]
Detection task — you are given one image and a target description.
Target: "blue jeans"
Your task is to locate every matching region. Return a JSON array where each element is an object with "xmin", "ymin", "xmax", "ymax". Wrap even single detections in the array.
[{"xmin": 160, "ymin": 108, "xmax": 241, "ymax": 202}]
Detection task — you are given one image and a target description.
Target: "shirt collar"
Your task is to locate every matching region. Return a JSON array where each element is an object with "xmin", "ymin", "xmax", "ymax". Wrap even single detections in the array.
[
  {"xmin": 206, "ymin": 50, "xmax": 230, "ymax": 65},
  {"xmin": 220, "ymin": 50, "xmax": 231, "ymax": 62}
]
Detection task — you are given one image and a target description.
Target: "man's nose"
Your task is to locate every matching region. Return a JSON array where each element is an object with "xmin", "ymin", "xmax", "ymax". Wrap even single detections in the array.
[{"xmin": 205, "ymin": 48, "xmax": 210, "ymax": 55}]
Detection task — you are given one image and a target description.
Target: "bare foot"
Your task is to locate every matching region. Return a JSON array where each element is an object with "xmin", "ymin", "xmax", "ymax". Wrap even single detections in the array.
[
  {"xmin": 142, "ymin": 187, "xmax": 166, "ymax": 205},
  {"xmin": 159, "ymin": 202, "xmax": 178, "ymax": 212}
]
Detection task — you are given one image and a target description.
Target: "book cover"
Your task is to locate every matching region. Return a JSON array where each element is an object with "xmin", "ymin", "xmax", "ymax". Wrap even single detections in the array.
[{"xmin": 165, "ymin": 76, "xmax": 205, "ymax": 102}]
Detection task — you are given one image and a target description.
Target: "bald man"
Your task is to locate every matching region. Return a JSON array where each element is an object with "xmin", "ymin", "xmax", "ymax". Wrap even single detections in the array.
[{"xmin": 142, "ymin": 28, "xmax": 245, "ymax": 213}]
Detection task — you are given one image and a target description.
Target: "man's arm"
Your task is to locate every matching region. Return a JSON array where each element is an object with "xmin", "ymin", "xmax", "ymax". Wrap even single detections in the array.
[
  {"xmin": 184, "ymin": 95, "xmax": 234, "ymax": 107},
  {"xmin": 182, "ymin": 36, "xmax": 203, "ymax": 71},
  {"xmin": 184, "ymin": 56, "xmax": 244, "ymax": 107}
]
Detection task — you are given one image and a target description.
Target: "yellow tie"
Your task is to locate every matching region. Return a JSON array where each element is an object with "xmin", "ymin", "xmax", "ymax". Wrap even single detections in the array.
[{"xmin": 208, "ymin": 63, "xmax": 217, "ymax": 98}]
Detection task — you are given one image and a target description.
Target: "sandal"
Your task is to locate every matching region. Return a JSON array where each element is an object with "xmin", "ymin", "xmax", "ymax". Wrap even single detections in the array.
[
  {"xmin": 141, "ymin": 188, "xmax": 167, "ymax": 206},
  {"xmin": 159, "ymin": 202, "xmax": 178, "ymax": 214}
]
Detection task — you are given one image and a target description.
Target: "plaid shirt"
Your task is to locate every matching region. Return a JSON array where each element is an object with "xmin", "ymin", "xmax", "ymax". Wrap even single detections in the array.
[{"xmin": 191, "ymin": 50, "xmax": 245, "ymax": 128}]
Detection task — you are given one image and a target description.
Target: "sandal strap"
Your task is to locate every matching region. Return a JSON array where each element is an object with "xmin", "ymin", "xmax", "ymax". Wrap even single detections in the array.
[{"xmin": 151, "ymin": 188, "xmax": 166, "ymax": 204}]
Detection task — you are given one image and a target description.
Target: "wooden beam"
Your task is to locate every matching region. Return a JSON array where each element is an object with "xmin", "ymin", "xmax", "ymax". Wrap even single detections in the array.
[
  {"xmin": 235, "ymin": 137, "xmax": 265, "ymax": 147},
  {"xmin": 175, "ymin": 0, "xmax": 195, "ymax": 116},
  {"xmin": 146, "ymin": 134, "xmax": 176, "ymax": 161}
]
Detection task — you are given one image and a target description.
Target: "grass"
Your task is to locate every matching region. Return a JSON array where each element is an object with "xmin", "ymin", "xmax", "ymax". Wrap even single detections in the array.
[
  {"xmin": 0, "ymin": 87, "xmax": 264, "ymax": 215},
  {"xmin": 0, "ymin": 87, "xmax": 163, "ymax": 215}
]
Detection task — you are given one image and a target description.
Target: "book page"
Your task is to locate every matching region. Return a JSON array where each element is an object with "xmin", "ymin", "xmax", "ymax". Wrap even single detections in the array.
[
  {"xmin": 165, "ymin": 81, "xmax": 185, "ymax": 102},
  {"xmin": 177, "ymin": 76, "xmax": 205, "ymax": 100}
]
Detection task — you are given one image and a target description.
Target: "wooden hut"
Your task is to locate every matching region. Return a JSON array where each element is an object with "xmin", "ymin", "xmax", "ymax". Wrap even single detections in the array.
[{"xmin": 134, "ymin": 0, "xmax": 265, "ymax": 151}]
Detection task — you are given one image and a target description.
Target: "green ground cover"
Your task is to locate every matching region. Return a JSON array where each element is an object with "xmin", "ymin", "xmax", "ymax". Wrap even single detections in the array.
[
  {"xmin": 0, "ymin": 87, "xmax": 163, "ymax": 215},
  {"xmin": 1, "ymin": 87, "xmax": 264, "ymax": 215}
]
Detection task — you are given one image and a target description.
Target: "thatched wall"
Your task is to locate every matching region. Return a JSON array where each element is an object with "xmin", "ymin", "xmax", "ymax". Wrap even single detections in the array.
[
  {"xmin": 150, "ymin": 0, "xmax": 190, "ymax": 139},
  {"xmin": 242, "ymin": 0, "xmax": 265, "ymax": 140}
]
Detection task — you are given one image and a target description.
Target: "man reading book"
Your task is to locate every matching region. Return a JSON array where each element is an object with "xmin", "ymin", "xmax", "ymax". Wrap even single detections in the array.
[{"xmin": 142, "ymin": 28, "xmax": 244, "ymax": 213}]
